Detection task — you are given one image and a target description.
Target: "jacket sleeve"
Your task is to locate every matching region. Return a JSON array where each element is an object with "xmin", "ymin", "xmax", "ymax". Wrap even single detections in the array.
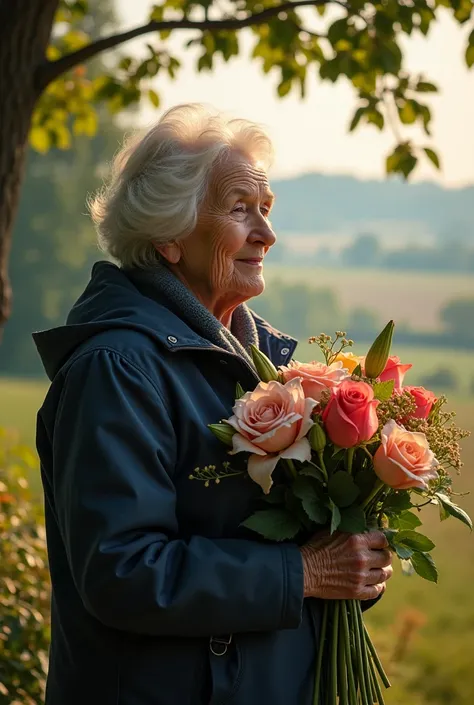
[{"xmin": 50, "ymin": 349, "xmax": 304, "ymax": 637}]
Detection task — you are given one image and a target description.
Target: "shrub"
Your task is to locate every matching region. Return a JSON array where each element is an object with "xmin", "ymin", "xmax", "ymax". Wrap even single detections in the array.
[
  {"xmin": 0, "ymin": 428, "xmax": 50, "ymax": 704},
  {"xmin": 419, "ymin": 367, "xmax": 458, "ymax": 391}
]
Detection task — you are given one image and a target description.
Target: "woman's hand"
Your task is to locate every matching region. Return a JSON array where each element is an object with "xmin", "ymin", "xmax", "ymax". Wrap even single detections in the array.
[{"xmin": 300, "ymin": 531, "xmax": 393, "ymax": 601}]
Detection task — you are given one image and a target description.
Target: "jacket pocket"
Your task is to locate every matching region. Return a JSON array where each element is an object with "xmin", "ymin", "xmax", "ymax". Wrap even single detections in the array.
[{"xmin": 208, "ymin": 635, "xmax": 243, "ymax": 705}]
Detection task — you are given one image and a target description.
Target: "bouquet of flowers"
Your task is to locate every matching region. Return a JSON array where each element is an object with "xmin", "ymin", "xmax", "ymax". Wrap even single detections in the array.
[{"xmin": 203, "ymin": 321, "xmax": 471, "ymax": 705}]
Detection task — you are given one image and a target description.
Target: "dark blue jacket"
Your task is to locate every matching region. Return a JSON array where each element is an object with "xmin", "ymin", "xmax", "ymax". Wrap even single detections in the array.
[{"xmin": 34, "ymin": 262, "xmax": 343, "ymax": 705}]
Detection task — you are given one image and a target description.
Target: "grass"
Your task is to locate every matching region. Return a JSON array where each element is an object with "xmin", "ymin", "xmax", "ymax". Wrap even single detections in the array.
[
  {"xmin": 265, "ymin": 265, "xmax": 474, "ymax": 331},
  {"xmin": 1, "ymin": 364, "xmax": 473, "ymax": 705}
]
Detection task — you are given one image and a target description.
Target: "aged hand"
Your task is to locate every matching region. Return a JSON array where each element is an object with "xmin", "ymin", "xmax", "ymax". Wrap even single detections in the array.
[{"xmin": 300, "ymin": 531, "xmax": 393, "ymax": 601}]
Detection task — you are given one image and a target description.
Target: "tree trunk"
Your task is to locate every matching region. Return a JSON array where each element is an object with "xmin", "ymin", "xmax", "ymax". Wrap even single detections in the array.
[{"xmin": 0, "ymin": 0, "xmax": 59, "ymax": 331}]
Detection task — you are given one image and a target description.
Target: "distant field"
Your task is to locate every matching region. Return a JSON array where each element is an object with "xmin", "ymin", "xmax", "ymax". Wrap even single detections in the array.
[
  {"xmin": 265, "ymin": 265, "xmax": 474, "ymax": 331},
  {"xmin": 0, "ymin": 377, "xmax": 48, "ymax": 447}
]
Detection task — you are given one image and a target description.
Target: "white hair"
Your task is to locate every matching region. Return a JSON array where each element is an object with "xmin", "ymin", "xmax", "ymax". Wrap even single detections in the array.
[{"xmin": 88, "ymin": 103, "xmax": 274, "ymax": 268}]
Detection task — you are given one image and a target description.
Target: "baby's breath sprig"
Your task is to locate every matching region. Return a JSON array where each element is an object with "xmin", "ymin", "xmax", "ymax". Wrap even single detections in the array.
[
  {"xmin": 189, "ymin": 461, "xmax": 244, "ymax": 487},
  {"xmin": 377, "ymin": 391, "xmax": 470, "ymax": 474},
  {"xmin": 308, "ymin": 331, "xmax": 354, "ymax": 365}
]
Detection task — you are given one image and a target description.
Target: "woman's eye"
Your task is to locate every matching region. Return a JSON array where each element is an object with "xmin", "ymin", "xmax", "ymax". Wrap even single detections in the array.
[
  {"xmin": 232, "ymin": 204, "xmax": 246, "ymax": 213},
  {"xmin": 260, "ymin": 206, "xmax": 271, "ymax": 217}
]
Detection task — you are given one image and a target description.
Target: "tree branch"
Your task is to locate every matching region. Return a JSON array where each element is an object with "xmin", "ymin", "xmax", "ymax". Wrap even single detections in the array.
[{"xmin": 38, "ymin": 0, "xmax": 349, "ymax": 88}]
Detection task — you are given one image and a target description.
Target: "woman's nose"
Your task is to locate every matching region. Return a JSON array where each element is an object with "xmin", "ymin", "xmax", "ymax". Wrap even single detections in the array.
[{"xmin": 248, "ymin": 219, "xmax": 277, "ymax": 248}]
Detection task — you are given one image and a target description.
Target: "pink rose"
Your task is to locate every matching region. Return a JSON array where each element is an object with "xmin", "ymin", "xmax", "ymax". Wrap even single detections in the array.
[
  {"xmin": 374, "ymin": 419, "xmax": 439, "ymax": 490},
  {"xmin": 321, "ymin": 379, "xmax": 380, "ymax": 448},
  {"xmin": 378, "ymin": 355, "xmax": 412, "ymax": 390},
  {"xmin": 226, "ymin": 378, "xmax": 317, "ymax": 493},
  {"xmin": 280, "ymin": 360, "xmax": 349, "ymax": 402},
  {"xmin": 403, "ymin": 386, "xmax": 437, "ymax": 419}
]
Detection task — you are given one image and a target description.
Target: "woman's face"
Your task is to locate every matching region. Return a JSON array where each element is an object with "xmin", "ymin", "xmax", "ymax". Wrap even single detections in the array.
[{"xmin": 159, "ymin": 150, "xmax": 276, "ymax": 321}]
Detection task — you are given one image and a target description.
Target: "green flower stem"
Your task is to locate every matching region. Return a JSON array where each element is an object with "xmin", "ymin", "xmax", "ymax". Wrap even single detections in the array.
[
  {"xmin": 361, "ymin": 479, "xmax": 385, "ymax": 511},
  {"xmin": 337, "ymin": 604, "xmax": 349, "ymax": 705},
  {"xmin": 349, "ymin": 600, "xmax": 369, "ymax": 705},
  {"xmin": 357, "ymin": 601, "xmax": 373, "ymax": 704},
  {"xmin": 330, "ymin": 601, "xmax": 339, "ymax": 705},
  {"xmin": 364, "ymin": 625, "xmax": 391, "ymax": 689},
  {"xmin": 284, "ymin": 458, "xmax": 298, "ymax": 480},
  {"xmin": 368, "ymin": 654, "xmax": 386, "ymax": 705},
  {"xmin": 313, "ymin": 601, "xmax": 328, "ymax": 705},
  {"xmin": 341, "ymin": 600, "xmax": 358, "ymax": 704},
  {"xmin": 317, "ymin": 452, "xmax": 328, "ymax": 482},
  {"xmin": 346, "ymin": 447, "xmax": 355, "ymax": 475}
]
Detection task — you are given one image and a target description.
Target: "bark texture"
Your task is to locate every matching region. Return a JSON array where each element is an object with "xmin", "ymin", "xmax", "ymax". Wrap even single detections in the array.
[{"xmin": 0, "ymin": 0, "xmax": 59, "ymax": 329}]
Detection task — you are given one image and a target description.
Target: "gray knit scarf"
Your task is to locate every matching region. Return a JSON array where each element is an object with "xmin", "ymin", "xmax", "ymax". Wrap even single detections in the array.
[{"xmin": 125, "ymin": 261, "xmax": 259, "ymax": 368}]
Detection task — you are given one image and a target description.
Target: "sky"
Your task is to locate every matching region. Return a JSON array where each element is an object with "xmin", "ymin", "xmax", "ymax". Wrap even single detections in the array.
[{"xmin": 117, "ymin": 1, "xmax": 474, "ymax": 187}]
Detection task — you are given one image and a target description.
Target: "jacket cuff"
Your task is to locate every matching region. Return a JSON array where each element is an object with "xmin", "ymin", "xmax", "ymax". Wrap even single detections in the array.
[{"xmin": 279, "ymin": 544, "xmax": 304, "ymax": 629}]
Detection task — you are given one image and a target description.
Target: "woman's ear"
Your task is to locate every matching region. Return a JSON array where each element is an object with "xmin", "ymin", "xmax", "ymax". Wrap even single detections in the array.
[{"xmin": 154, "ymin": 241, "xmax": 181, "ymax": 264}]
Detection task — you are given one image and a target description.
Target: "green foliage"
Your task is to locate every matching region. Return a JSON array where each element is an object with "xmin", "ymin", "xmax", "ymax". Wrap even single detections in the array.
[
  {"xmin": 292, "ymin": 476, "xmax": 330, "ymax": 524},
  {"xmin": 327, "ymin": 471, "xmax": 360, "ymax": 508},
  {"xmin": 0, "ymin": 428, "xmax": 50, "ymax": 704},
  {"xmin": 441, "ymin": 297, "xmax": 474, "ymax": 337},
  {"xmin": 241, "ymin": 507, "xmax": 302, "ymax": 541},
  {"xmin": 410, "ymin": 551, "xmax": 438, "ymax": 583},
  {"xmin": 29, "ymin": 0, "xmax": 474, "ymax": 178},
  {"xmin": 436, "ymin": 492, "xmax": 473, "ymax": 530}
]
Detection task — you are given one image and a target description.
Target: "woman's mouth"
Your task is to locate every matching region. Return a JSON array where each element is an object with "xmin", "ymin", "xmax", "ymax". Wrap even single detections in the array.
[{"xmin": 237, "ymin": 258, "xmax": 264, "ymax": 267}]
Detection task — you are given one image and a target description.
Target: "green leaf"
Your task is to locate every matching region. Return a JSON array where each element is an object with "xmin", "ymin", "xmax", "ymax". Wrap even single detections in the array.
[
  {"xmin": 338, "ymin": 506, "xmax": 367, "ymax": 534},
  {"xmin": 354, "ymin": 468, "xmax": 376, "ymax": 498},
  {"xmin": 384, "ymin": 491, "xmax": 413, "ymax": 513},
  {"xmin": 241, "ymin": 509, "xmax": 301, "ymax": 541},
  {"xmin": 399, "ymin": 100, "xmax": 417, "ymax": 124},
  {"xmin": 29, "ymin": 127, "xmax": 51, "ymax": 154},
  {"xmin": 435, "ymin": 493, "xmax": 473, "ymax": 530},
  {"xmin": 330, "ymin": 500, "xmax": 342, "ymax": 534},
  {"xmin": 292, "ymin": 477, "xmax": 329, "ymax": 524},
  {"xmin": 366, "ymin": 109, "xmax": 384, "ymax": 130},
  {"xmin": 395, "ymin": 530, "xmax": 435, "ymax": 552},
  {"xmin": 416, "ymin": 81, "xmax": 438, "ymax": 93},
  {"xmin": 372, "ymin": 380, "xmax": 395, "ymax": 401},
  {"xmin": 396, "ymin": 511, "xmax": 422, "ymax": 530},
  {"xmin": 424, "ymin": 147, "xmax": 440, "ymax": 170},
  {"xmin": 349, "ymin": 106, "xmax": 366, "ymax": 132},
  {"xmin": 394, "ymin": 544, "xmax": 413, "ymax": 560},
  {"xmin": 352, "ymin": 364, "xmax": 362, "ymax": 377},
  {"xmin": 299, "ymin": 464, "xmax": 327, "ymax": 484},
  {"xmin": 235, "ymin": 382, "xmax": 245, "ymax": 399},
  {"xmin": 466, "ymin": 44, "xmax": 474, "ymax": 68},
  {"xmin": 328, "ymin": 18, "xmax": 349, "ymax": 46},
  {"xmin": 410, "ymin": 552, "xmax": 438, "ymax": 583},
  {"xmin": 148, "ymin": 89, "xmax": 160, "ymax": 108},
  {"xmin": 277, "ymin": 79, "xmax": 292, "ymax": 98},
  {"xmin": 328, "ymin": 472, "xmax": 360, "ymax": 508}
]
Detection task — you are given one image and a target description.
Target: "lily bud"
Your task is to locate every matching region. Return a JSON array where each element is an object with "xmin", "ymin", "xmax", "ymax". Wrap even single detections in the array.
[
  {"xmin": 364, "ymin": 320, "xmax": 395, "ymax": 379},
  {"xmin": 208, "ymin": 423, "xmax": 235, "ymax": 447},
  {"xmin": 250, "ymin": 344, "xmax": 280, "ymax": 382},
  {"xmin": 309, "ymin": 422, "xmax": 327, "ymax": 453}
]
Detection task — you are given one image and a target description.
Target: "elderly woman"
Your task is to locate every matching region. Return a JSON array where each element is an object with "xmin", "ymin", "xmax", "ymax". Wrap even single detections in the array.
[{"xmin": 34, "ymin": 104, "xmax": 392, "ymax": 705}]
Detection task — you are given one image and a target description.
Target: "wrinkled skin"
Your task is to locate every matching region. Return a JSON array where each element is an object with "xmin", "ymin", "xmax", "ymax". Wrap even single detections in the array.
[
  {"xmin": 157, "ymin": 150, "xmax": 276, "ymax": 325},
  {"xmin": 300, "ymin": 531, "xmax": 393, "ymax": 600}
]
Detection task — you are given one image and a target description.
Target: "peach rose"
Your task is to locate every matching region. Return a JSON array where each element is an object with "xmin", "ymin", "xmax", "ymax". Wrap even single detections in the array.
[
  {"xmin": 403, "ymin": 386, "xmax": 437, "ymax": 419},
  {"xmin": 280, "ymin": 360, "xmax": 349, "ymax": 402},
  {"xmin": 321, "ymin": 379, "xmax": 379, "ymax": 448},
  {"xmin": 378, "ymin": 355, "xmax": 412, "ymax": 390},
  {"xmin": 373, "ymin": 419, "xmax": 439, "ymax": 490},
  {"xmin": 226, "ymin": 378, "xmax": 317, "ymax": 493},
  {"xmin": 332, "ymin": 352, "xmax": 365, "ymax": 374}
]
